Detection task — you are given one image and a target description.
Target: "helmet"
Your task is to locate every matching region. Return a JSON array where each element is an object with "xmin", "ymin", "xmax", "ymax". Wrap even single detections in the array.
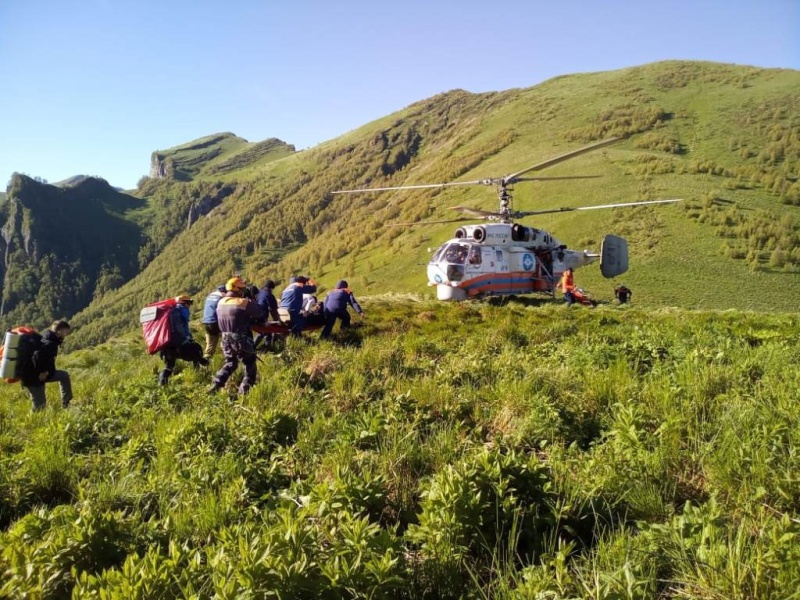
[
  {"xmin": 336, "ymin": 280, "xmax": 349, "ymax": 289},
  {"xmin": 226, "ymin": 277, "xmax": 247, "ymax": 292},
  {"xmin": 175, "ymin": 294, "xmax": 193, "ymax": 304}
]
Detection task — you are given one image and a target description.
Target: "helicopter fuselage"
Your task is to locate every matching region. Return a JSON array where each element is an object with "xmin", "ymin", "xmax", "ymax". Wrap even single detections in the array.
[{"xmin": 427, "ymin": 223, "xmax": 602, "ymax": 301}]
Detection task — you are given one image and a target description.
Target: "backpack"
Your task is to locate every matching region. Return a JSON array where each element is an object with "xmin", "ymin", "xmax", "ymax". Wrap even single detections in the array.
[
  {"xmin": 0, "ymin": 326, "xmax": 44, "ymax": 383},
  {"xmin": 140, "ymin": 298, "xmax": 178, "ymax": 355}
]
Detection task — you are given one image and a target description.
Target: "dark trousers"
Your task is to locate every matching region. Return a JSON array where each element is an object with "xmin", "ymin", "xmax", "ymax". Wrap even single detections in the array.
[
  {"xmin": 23, "ymin": 370, "xmax": 72, "ymax": 410},
  {"xmin": 288, "ymin": 310, "xmax": 305, "ymax": 337},
  {"xmin": 159, "ymin": 342, "xmax": 207, "ymax": 385},
  {"xmin": 564, "ymin": 291, "xmax": 575, "ymax": 307},
  {"xmin": 321, "ymin": 309, "xmax": 351, "ymax": 339},
  {"xmin": 213, "ymin": 333, "xmax": 257, "ymax": 394}
]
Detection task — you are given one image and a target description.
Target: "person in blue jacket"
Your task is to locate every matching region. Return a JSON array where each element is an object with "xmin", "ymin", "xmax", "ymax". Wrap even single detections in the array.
[
  {"xmin": 279, "ymin": 276, "xmax": 317, "ymax": 336},
  {"xmin": 320, "ymin": 280, "xmax": 364, "ymax": 339},
  {"xmin": 159, "ymin": 294, "xmax": 208, "ymax": 385},
  {"xmin": 201, "ymin": 284, "xmax": 227, "ymax": 359},
  {"xmin": 255, "ymin": 279, "xmax": 281, "ymax": 322}
]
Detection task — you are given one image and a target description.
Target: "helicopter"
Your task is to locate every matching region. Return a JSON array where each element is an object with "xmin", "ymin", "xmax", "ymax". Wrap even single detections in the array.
[{"xmin": 332, "ymin": 137, "xmax": 681, "ymax": 301}]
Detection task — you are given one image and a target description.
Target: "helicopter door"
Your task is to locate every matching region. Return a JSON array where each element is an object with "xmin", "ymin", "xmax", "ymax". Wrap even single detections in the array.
[
  {"xmin": 600, "ymin": 235, "xmax": 629, "ymax": 278},
  {"xmin": 495, "ymin": 249, "xmax": 508, "ymax": 272}
]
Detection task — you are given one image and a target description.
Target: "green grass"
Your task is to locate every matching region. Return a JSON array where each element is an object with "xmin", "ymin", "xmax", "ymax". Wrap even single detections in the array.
[{"xmin": 2, "ymin": 300, "xmax": 799, "ymax": 597}]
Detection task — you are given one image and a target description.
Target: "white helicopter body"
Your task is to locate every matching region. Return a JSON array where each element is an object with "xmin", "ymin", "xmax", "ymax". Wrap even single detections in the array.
[
  {"xmin": 427, "ymin": 223, "xmax": 626, "ymax": 301},
  {"xmin": 332, "ymin": 137, "xmax": 678, "ymax": 301}
]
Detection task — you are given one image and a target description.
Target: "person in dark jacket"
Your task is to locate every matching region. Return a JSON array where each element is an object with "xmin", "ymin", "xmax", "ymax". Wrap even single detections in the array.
[
  {"xmin": 201, "ymin": 284, "xmax": 227, "ymax": 359},
  {"xmin": 279, "ymin": 276, "xmax": 317, "ymax": 336},
  {"xmin": 615, "ymin": 284, "xmax": 632, "ymax": 304},
  {"xmin": 21, "ymin": 320, "xmax": 72, "ymax": 411},
  {"xmin": 159, "ymin": 294, "xmax": 208, "ymax": 386},
  {"xmin": 255, "ymin": 280, "xmax": 280, "ymax": 322},
  {"xmin": 208, "ymin": 277, "xmax": 265, "ymax": 395},
  {"xmin": 321, "ymin": 280, "xmax": 364, "ymax": 339}
]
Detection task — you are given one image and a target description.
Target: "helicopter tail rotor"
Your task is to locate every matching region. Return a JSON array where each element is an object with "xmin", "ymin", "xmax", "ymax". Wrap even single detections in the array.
[{"xmin": 600, "ymin": 235, "xmax": 629, "ymax": 278}]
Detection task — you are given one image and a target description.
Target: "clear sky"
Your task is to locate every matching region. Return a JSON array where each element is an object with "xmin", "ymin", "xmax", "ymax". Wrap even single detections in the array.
[{"xmin": 1, "ymin": 0, "xmax": 797, "ymax": 190}]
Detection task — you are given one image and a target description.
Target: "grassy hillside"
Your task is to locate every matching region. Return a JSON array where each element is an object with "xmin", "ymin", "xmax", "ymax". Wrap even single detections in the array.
[
  {"xmin": 1, "ymin": 302, "xmax": 798, "ymax": 597},
  {"xmin": 68, "ymin": 61, "xmax": 800, "ymax": 349}
]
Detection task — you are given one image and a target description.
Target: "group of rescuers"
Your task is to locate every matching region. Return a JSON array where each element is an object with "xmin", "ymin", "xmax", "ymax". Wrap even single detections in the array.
[
  {"xmin": 160, "ymin": 276, "xmax": 364, "ymax": 395},
  {"xmin": 25, "ymin": 274, "xmax": 634, "ymax": 409}
]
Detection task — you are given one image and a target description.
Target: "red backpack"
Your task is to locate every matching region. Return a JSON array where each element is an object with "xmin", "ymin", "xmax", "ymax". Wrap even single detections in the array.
[{"xmin": 140, "ymin": 298, "xmax": 178, "ymax": 355}]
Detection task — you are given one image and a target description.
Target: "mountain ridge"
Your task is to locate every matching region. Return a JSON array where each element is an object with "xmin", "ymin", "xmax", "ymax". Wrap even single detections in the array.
[{"xmin": 2, "ymin": 60, "xmax": 798, "ymax": 347}]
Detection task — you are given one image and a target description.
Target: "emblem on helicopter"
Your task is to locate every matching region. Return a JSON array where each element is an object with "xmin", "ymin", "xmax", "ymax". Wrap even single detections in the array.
[
  {"xmin": 522, "ymin": 253, "xmax": 534, "ymax": 271},
  {"xmin": 333, "ymin": 137, "xmax": 680, "ymax": 302}
]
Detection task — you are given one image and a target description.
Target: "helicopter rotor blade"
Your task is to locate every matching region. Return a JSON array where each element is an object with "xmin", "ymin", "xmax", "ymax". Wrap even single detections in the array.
[
  {"xmin": 512, "ymin": 198, "xmax": 682, "ymax": 218},
  {"xmin": 511, "ymin": 175, "xmax": 603, "ymax": 182},
  {"xmin": 448, "ymin": 205, "xmax": 498, "ymax": 218},
  {"xmin": 383, "ymin": 217, "xmax": 477, "ymax": 227},
  {"xmin": 332, "ymin": 179, "xmax": 485, "ymax": 194},
  {"xmin": 504, "ymin": 137, "xmax": 622, "ymax": 182}
]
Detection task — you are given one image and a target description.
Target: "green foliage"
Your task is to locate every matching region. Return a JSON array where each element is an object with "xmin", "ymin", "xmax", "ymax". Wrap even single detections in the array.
[
  {"xmin": 683, "ymin": 193, "xmax": 800, "ymax": 270},
  {"xmin": 1, "ymin": 301, "xmax": 799, "ymax": 597}
]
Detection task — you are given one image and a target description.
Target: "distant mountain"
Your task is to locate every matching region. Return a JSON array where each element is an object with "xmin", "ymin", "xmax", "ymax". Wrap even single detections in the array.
[
  {"xmin": 149, "ymin": 132, "xmax": 296, "ymax": 181},
  {"xmin": 0, "ymin": 133, "xmax": 297, "ymax": 332},
  {"xmin": 53, "ymin": 175, "xmax": 124, "ymax": 191},
  {"xmin": 0, "ymin": 174, "xmax": 145, "ymax": 329},
  {"xmin": 7, "ymin": 60, "xmax": 798, "ymax": 348}
]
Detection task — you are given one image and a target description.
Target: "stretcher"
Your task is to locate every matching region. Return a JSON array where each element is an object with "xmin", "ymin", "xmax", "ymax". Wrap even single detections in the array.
[
  {"xmin": 251, "ymin": 320, "xmax": 325, "ymax": 350},
  {"xmin": 572, "ymin": 288, "xmax": 598, "ymax": 307}
]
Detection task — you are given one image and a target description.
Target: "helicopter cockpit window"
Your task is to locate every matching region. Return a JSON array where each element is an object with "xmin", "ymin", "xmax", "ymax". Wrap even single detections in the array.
[
  {"xmin": 467, "ymin": 245, "xmax": 481, "ymax": 265},
  {"xmin": 442, "ymin": 243, "xmax": 469, "ymax": 265},
  {"xmin": 430, "ymin": 246, "xmax": 445, "ymax": 264}
]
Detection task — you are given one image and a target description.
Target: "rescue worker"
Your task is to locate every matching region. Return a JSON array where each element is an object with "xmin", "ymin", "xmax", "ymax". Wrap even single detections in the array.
[
  {"xmin": 556, "ymin": 267, "xmax": 576, "ymax": 307},
  {"xmin": 279, "ymin": 276, "xmax": 317, "ymax": 336},
  {"xmin": 253, "ymin": 279, "xmax": 281, "ymax": 350},
  {"xmin": 208, "ymin": 277, "xmax": 265, "ymax": 395},
  {"xmin": 615, "ymin": 284, "xmax": 632, "ymax": 304},
  {"xmin": 201, "ymin": 283, "xmax": 227, "ymax": 359},
  {"xmin": 255, "ymin": 279, "xmax": 280, "ymax": 322},
  {"xmin": 159, "ymin": 294, "xmax": 208, "ymax": 385},
  {"xmin": 321, "ymin": 280, "xmax": 364, "ymax": 339},
  {"xmin": 21, "ymin": 320, "xmax": 73, "ymax": 411}
]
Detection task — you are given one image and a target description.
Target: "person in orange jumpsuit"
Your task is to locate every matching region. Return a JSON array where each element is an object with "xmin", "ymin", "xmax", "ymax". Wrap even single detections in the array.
[{"xmin": 557, "ymin": 267, "xmax": 575, "ymax": 307}]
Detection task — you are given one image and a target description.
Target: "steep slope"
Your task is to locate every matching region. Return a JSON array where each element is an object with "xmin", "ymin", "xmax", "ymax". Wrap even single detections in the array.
[
  {"xmin": 70, "ymin": 61, "xmax": 800, "ymax": 348},
  {"xmin": 0, "ymin": 174, "xmax": 145, "ymax": 329}
]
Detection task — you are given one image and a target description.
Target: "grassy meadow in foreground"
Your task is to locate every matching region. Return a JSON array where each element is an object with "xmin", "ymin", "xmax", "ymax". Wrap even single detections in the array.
[{"xmin": 1, "ymin": 298, "xmax": 799, "ymax": 598}]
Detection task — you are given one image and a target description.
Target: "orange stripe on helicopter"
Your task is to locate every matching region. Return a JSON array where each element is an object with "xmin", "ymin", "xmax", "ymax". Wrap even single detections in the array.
[{"xmin": 448, "ymin": 271, "xmax": 553, "ymax": 296}]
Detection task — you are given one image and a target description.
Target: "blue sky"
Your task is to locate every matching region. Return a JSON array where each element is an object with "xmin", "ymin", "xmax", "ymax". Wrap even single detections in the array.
[{"xmin": 1, "ymin": 0, "xmax": 797, "ymax": 190}]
